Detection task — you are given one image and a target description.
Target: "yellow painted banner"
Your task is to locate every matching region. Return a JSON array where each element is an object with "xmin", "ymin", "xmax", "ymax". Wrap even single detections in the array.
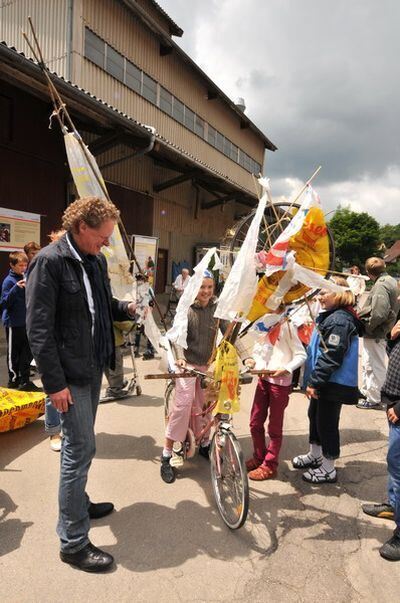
[
  {"xmin": 0, "ymin": 388, "xmax": 45, "ymax": 432},
  {"xmin": 247, "ymin": 205, "xmax": 330, "ymax": 321},
  {"xmin": 213, "ymin": 341, "xmax": 240, "ymax": 415}
]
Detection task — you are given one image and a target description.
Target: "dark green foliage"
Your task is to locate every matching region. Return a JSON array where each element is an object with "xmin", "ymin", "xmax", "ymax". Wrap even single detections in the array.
[
  {"xmin": 379, "ymin": 224, "xmax": 400, "ymax": 248},
  {"xmin": 329, "ymin": 207, "xmax": 381, "ymax": 269}
]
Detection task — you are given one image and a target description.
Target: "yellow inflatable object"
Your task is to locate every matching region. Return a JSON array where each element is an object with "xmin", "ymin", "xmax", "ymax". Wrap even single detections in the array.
[
  {"xmin": 247, "ymin": 206, "xmax": 330, "ymax": 321},
  {"xmin": 0, "ymin": 388, "xmax": 46, "ymax": 433},
  {"xmin": 213, "ymin": 341, "xmax": 240, "ymax": 415}
]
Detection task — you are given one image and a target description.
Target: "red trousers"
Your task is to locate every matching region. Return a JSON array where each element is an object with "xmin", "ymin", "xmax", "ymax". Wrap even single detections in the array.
[{"xmin": 249, "ymin": 379, "xmax": 291, "ymax": 470}]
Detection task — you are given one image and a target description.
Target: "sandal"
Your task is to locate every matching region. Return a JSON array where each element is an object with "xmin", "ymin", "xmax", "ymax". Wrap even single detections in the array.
[
  {"xmin": 292, "ymin": 453, "xmax": 323, "ymax": 469},
  {"xmin": 302, "ymin": 467, "xmax": 337, "ymax": 484},
  {"xmin": 248, "ymin": 465, "xmax": 277, "ymax": 481},
  {"xmin": 245, "ymin": 457, "xmax": 262, "ymax": 471}
]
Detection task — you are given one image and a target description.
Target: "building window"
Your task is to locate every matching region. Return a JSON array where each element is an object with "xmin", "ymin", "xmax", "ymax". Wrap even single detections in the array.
[
  {"xmin": 159, "ymin": 86, "xmax": 173, "ymax": 116},
  {"xmin": 125, "ymin": 61, "xmax": 142, "ymax": 94},
  {"xmin": 230, "ymin": 143, "xmax": 238, "ymax": 162},
  {"xmin": 173, "ymin": 98, "xmax": 185, "ymax": 125},
  {"xmin": 84, "ymin": 28, "xmax": 105, "ymax": 69},
  {"xmin": 106, "ymin": 46, "xmax": 124, "ymax": 82},
  {"xmin": 195, "ymin": 115, "xmax": 205, "ymax": 138},
  {"xmin": 223, "ymin": 137, "xmax": 232, "ymax": 158},
  {"xmin": 208, "ymin": 124, "xmax": 216, "ymax": 146},
  {"xmin": 215, "ymin": 131, "xmax": 224, "ymax": 152},
  {"xmin": 184, "ymin": 107, "xmax": 195, "ymax": 132},
  {"xmin": 142, "ymin": 73, "xmax": 157, "ymax": 104}
]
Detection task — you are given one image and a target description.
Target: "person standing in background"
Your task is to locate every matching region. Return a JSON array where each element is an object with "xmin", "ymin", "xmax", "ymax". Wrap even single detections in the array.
[
  {"xmin": 173, "ymin": 267, "xmax": 190, "ymax": 298},
  {"xmin": 358, "ymin": 258, "xmax": 399, "ymax": 409},
  {"xmin": 1, "ymin": 251, "xmax": 41, "ymax": 391}
]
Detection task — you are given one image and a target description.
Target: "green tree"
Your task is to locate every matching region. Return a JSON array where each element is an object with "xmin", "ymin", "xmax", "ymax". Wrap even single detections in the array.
[
  {"xmin": 379, "ymin": 223, "xmax": 400, "ymax": 248},
  {"xmin": 329, "ymin": 207, "xmax": 380, "ymax": 269}
]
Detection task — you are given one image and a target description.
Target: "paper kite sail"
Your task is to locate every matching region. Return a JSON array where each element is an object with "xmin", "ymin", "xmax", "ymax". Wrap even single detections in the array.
[{"xmin": 247, "ymin": 186, "xmax": 331, "ymax": 321}]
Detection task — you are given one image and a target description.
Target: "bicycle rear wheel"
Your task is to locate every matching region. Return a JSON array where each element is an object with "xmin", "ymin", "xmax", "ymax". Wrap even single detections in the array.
[{"xmin": 210, "ymin": 428, "xmax": 249, "ymax": 529}]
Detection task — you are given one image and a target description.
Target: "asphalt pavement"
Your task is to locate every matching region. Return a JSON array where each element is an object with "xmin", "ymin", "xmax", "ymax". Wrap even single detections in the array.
[{"xmin": 0, "ymin": 350, "xmax": 397, "ymax": 602}]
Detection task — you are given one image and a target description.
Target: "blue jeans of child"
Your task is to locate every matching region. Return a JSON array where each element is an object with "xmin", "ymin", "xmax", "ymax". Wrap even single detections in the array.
[
  {"xmin": 45, "ymin": 397, "xmax": 61, "ymax": 435},
  {"xmin": 387, "ymin": 421, "xmax": 400, "ymax": 529},
  {"xmin": 57, "ymin": 366, "xmax": 103, "ymax": 553}
]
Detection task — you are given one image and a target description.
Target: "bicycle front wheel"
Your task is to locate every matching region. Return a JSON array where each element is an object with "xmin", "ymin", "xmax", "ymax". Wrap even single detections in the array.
[{"xmin": 210, "ymin": 428, "xmax": 249, "ymax": 529}]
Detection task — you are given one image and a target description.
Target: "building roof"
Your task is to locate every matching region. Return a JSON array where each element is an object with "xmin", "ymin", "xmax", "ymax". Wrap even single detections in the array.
[
  {"xmin": 384, "ymin": 240, "xmax": 400, "ymax": 263},
  {"xmin": 0, "ymin": 42, "xmax": 259, "ymax": 204},
  {"xmin": 121, "ymin": 0, "xmax": 183, "ymax": 37},
  {"xmin": 147, "ymin": 0, "xmax": 184, "ymax": 36}
]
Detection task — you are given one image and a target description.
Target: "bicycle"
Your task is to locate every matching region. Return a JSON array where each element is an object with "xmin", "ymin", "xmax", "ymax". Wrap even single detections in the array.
[{"xmin": 148, "ymin": 367, "xmax": 251, "ymax": 530}]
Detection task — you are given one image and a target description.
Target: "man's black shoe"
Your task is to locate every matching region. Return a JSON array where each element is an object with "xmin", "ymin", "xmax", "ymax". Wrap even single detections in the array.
[
  {"xmin": 142, "ymin": 353, "xmax": 155, "ymax": 360},
  {"xmin": 88, "ymin": 502, "xmax": 114, "ymax": 519},
  {"xmin": 362, "ymin": 502, "xmax": 395, "ymax": 521},
  {"xmin": 380, "ymin": 529, "xmax": 400, "ymax": 561},
  {"xmin": 60, "ymin": 542, "xmax": 114, "ymax": 572},
  {"xmin": 160, "ymin": 455, "xmax": 176, "ymax": 483},
  {"xmin": 18, "ymin": 381, "xmax": 43, "ymax": 392}
]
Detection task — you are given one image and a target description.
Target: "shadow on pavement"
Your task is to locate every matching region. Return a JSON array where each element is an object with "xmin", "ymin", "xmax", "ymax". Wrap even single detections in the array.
[
  {"xmin": 95, "ymin": 432, "xmax": 159, "ymax": 462},
  {"xmin": 108, "ymin": 495, "xmax": 260, "ymax": 572},
  {"xmin": 0, "ymin": 420, "xmax": 47, "ymax": 471},
  {"xmin": 0, "ymin": 490, "xmax": 33, "ymax": 558},
  {"xmin": 112, "ymin": 393, "xmax": 164, "ymax": 408}
]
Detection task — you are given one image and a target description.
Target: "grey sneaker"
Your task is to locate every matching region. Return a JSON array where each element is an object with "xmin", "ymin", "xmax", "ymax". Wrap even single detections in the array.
[
  {"xmin": 362, "ymin": 502, "xmax": 395, "ymax": 520},
  {"xmin": 380, "ymin": 529, "xmax": 400, "ymax": 561},
  {"xmin": 356, "ymin": 400, "xmax": 381, "ymax": 409}
]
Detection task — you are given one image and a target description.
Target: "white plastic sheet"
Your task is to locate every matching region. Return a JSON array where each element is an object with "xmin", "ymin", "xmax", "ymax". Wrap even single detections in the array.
[
  {"xmin": 63, "ymin": 131, "xmax": 134, "ymax": 300},
  {"xmin": 214, "ymin": 178, "xmax": 268, "ymax": 321}
]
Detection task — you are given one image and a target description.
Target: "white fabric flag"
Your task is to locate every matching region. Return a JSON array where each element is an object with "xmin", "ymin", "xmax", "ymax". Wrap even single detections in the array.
[
  {"xmin": 63, "ymin": 130, "xmax": 134, "ymax": 300},
  {"xmin": 264, "ymin": 253, "xmax": 348, "ymax": 310},
  {"xmin": 214, "ymin": 178, "xmax": 269, "ymax": 321},
  {"xmin": 167, "ymin": 247, "xmax": 222, "ymax": 349}
]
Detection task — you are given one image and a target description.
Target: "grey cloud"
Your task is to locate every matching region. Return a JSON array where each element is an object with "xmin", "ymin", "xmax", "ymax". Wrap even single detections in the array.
[{"xmin": 161, "ymin": 0, "xmax": 400, "ymax": 220}]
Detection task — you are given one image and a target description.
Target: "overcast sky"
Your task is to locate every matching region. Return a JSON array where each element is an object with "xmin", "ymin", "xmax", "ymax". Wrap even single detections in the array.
[{"xmin": 161, "ymin": 0, "xmax": 400, "ymax": 224}]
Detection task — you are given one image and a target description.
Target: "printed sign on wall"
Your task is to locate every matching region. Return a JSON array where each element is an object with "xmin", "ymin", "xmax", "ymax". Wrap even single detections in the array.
[{"xmin": 0, "ymin": 207, "xmax": 41, "ymax": 252}]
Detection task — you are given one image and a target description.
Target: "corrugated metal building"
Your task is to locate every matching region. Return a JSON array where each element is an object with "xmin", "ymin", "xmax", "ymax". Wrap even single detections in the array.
[{"xmin": 0, "ymin": 0, "xmax": 276, "ymax": 289}]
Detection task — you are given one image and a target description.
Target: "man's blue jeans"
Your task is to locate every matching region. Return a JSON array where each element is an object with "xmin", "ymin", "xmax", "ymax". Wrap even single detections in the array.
[
  {"xmin": 45, "ymin": 397, "xmax": 61, "ymax": 435},
  {"xmin": 57, "ymin": 367, "xmax": 103, "ymax": 553},
  {"xmin": 387, "ymin": 421, "xmax": 400, "ymax": 529}
]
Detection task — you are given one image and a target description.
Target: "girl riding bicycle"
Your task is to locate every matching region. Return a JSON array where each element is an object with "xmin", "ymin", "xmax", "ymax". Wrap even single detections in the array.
[{"xmin": 161, "ymin": 272, "xmax": 253, "ymax": 483}]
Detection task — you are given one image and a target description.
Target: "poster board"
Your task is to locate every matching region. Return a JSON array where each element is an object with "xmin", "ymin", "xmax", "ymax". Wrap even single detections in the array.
[
  {"xmin": 131, "ymin": 234, "xmax": 158, "ymax": 287},
  {"xmin": 0, "ymin": 207, "xmax": 41, "ymax": 252}
]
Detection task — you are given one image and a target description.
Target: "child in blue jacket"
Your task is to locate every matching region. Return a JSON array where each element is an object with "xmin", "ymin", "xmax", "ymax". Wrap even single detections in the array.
[
  {"xmin": 1, "ymin": 251, "xmax": 38, "ymax": 390},
  {"xmin": 292, "ymin": 277, "xmax": 364, "ymax": 483}
]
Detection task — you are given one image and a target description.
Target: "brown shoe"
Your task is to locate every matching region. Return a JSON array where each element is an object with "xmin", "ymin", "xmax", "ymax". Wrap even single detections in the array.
[
  {"xmin": 248, "ymin": 465, "xmax": 277, "ymax": 481},
  {"xmin": 245, "ymin": 457, "xmax": 262, "ymax": 471}
]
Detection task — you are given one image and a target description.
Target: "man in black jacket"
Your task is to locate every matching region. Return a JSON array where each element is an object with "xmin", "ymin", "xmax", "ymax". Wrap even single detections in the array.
[{"xmin": 26, "ymin": 197, "xmax": 136, "ymax": 573}]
